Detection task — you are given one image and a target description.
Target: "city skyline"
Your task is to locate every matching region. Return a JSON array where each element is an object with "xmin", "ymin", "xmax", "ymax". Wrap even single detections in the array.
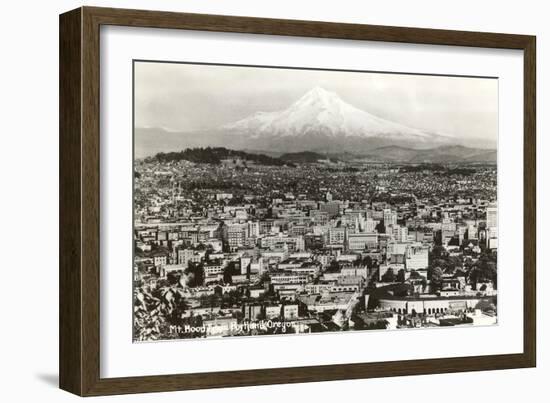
[{"xmin": 133, "ymin": 61, "xmax": 498, "ymax": 342}]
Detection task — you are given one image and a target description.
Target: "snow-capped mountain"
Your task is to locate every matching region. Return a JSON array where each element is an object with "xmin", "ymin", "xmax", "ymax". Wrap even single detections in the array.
[
  {"xmin": 135, "ymin": 86, "xmax": 496, "ymax": 157},
  {"xmin": 222, "ymin": 86, "xmax": 453, "ymax": 149}
]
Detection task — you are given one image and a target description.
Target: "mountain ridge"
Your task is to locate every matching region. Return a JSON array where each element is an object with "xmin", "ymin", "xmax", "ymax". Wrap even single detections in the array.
[
  {"xmin": 149, "ymin": 147, "xmax": 295, "ymax": 167},
  {"xmin": 359, "ymin": 145, "xmax": 496, "ymax": 163},
  {"xmin": 135, "ymin": 86, "xmax": 496, "ymax": 158}
]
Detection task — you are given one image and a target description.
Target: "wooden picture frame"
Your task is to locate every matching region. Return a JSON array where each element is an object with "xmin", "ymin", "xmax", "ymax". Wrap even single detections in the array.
[{"xmin": 59, "ymin": 6, "xmax": 536, "ymax": 396}]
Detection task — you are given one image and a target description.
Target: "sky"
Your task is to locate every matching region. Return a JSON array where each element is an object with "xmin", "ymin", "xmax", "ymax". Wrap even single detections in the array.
[{"xmin": 134, "ymin": 60, "xmax": 498, "ymax": 143}]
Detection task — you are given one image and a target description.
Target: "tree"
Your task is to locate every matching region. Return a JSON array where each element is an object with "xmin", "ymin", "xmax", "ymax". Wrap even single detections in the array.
[
  {"xmin": 431, "ymin": 258, "xmax": 448, "ymax": 271},
  {"xmin": 185, "ymin": 262, "xmax": 204, "ymax": 287},
  {"xmin": 362, "ymin": 255, "xmax": 373, "ymax": 269},
  {"xmin": 381, "ymin": 268, "xmax": 396, "ymax": 283},
  {"xmin": 259, "ymin": 271, "xmax": 271, "ymax": 284},
  {"xmin": 470, "ymin": 259, "xmax": 497, "ymax": 289},
  {"xmin": 485, "ymin": 261, "xmax": 497, "ymax": 288},
  {"xmin": 166, "ymin": 290, "xmax": 190, "ymax": 326},
  {"xmin": 430, "ymin": 266, "xmax": 444, "ymax": 282},
  {"xmin": 223, "ymin": 261, "xmax": 238, "ymax": 284},
  {"xmin": 463, "ymin": 256, "xmax": 474, "ymax": 271},
  {"xmin": 469, "ymin": 266, "xmax": 480, "ymax": 289},
  {"xmin": 421, "ymin": 277, "xmax": 428, "ymax": 289},
  {"xmin": 432, "ymin": 245, "xmax": 446, "ymax": 258},
  {"xmin": 166, "ymin": 271, "xmax": 180, "ymax": 286},
  {"xmin": 397, "ymin": 269, "xmax": 406, "ymax": 283},
  {"xmin": 221, "ymin": 289, "xmax": 241, "ymax": 307},
  {"xmin": 328, "ymin": 259, "xmax": 340, "ymax": 272},
  {"xmin": 133, "ymin": 289, "xmax": 163, "ymax": 341}
]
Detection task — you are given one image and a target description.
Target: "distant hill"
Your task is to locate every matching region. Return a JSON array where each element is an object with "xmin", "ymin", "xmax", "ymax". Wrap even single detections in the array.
[
  {"xmin": 150, "ymin": 147, "xmax": 294, "ymax": 167},
  {"xmin": 358, "ymin": 146, "xmax": 421, "ymax": 162},
  {"xmin": 144, "ymin": 145, "xmax": 495, "ymax": 166},
  {"xmin": 459, "ymin": 150, "xmax": 497, "ymax": 163},
  {"xmin": 280, "ymin": 151, "xmax": 333, "ymax": 163},
  {"xmin": 359, "ymin": 145, "xmax": 496, "ymax": 164}
]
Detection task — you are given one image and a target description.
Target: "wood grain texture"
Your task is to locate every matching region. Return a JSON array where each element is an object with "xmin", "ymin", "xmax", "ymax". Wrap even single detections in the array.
[
  {"xmin": 523, "ymin": 38, "xmax": 536, "ymax": 367},
  {"xmin": 59, "ymin": 8, "xmax": 83, "ymax": 396},
  {"xmin": 59, "ymin": 6, "xmax": 537, "ymax": 396},
  {"xmin": 81, "ymin": 6, "xmax": 102, "ymax": 396},
  {"xmin": 85, "ymin": 6, "xmax": 532, "ymax": 49}
]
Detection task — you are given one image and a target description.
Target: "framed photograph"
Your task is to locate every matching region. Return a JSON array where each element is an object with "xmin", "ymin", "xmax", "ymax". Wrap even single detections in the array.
[{"xmin": 59, "ymin": 6, "xmax": 536, "ymax": 396}]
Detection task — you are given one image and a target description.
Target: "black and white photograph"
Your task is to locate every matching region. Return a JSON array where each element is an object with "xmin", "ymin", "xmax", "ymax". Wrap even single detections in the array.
[
  {"xmin": 132, "ymin": 61, "xmax": 499, "ymax": 342},
  {"xmin": 1, "ymin": 0, "xmax": 544, "ymax": 400}
]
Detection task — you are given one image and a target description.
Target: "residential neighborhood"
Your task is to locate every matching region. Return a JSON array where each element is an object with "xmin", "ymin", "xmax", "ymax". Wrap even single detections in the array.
[{"xmin": 133, "ymin": 153, "xmax": 498, "ymax": 341}]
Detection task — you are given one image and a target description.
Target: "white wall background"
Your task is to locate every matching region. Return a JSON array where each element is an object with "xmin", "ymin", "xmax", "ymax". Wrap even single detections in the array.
[{"xmin": 0, "ymin": 0, "xmax": 546, "ymax": 401}]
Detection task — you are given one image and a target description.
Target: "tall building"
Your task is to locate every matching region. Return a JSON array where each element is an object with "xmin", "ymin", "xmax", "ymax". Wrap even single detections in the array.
[
  {"xmin": 222, "ymin": 223, "xmax": 246, "ymax": 251},
  {"xmin": 486, "ymin": 204, "xmax": 498, "ymax": 248},
  {"xmin": 405, "ymin": 246, "xmax": 429, "ymax": 271},
  {"xmin": 365, "ymin": 217, "xmax": 377, "ymax": 233},
  {"xmin": 347, "ymin": 233, "xmax": 378, "ymax": 251},
  {"xmin": 328, "ymin": 227, "xmax": 346, "ymax": 245},
  {"xmin": 259, "ymin": 219, "xmax": 275, "ymax": 235},
  {"xmin": 310, "ymin": 210, "xmax": 329, "ymax": 225},
  {"xmin": 260, "ymin": 235, "xmax": 305, "ymax": 251},
  {"xmin": 320, "ymin": 201, "xmax": 340, "ymax": 217},
  {"xmin": 383, "ymin": 208, "xmax": 397, "ymax": 227},
  {"xmin": 240, "ymin": 255, "xmax": 252, "ymax": 275},
  {"xmin": 250, "ymin": 258, "xmax": 265, "ymax": 276},
  {"xmin": 457, "ymin": 225, "xmax": 467, "ymax": 245},
  {"xmin": 467, "ymin": 223, "xmax": 478, "ymax": 240},
  {"xmin": 396, "ymin": 226, "xmax": 408, "ymax": 243},
  {"xmin": 247, "ymin": 221, "xmax": 260, "ymax": 238},
  {"xmin": 177, "ymin": 248, "xmax": 194, "ymax": 267},
  {"xmin": 487, "ymin": 205, "xmax": 498, "ymax": 230}
]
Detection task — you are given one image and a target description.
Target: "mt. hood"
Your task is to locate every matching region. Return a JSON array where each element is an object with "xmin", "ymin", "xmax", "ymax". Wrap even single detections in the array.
[
  {"xmin": 220, "ymin": 87, "xmax": 454, "ymax": 152},
  {"xmin": 135, "ymin": 87, "xmax": 495, "ymax": 157}
]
